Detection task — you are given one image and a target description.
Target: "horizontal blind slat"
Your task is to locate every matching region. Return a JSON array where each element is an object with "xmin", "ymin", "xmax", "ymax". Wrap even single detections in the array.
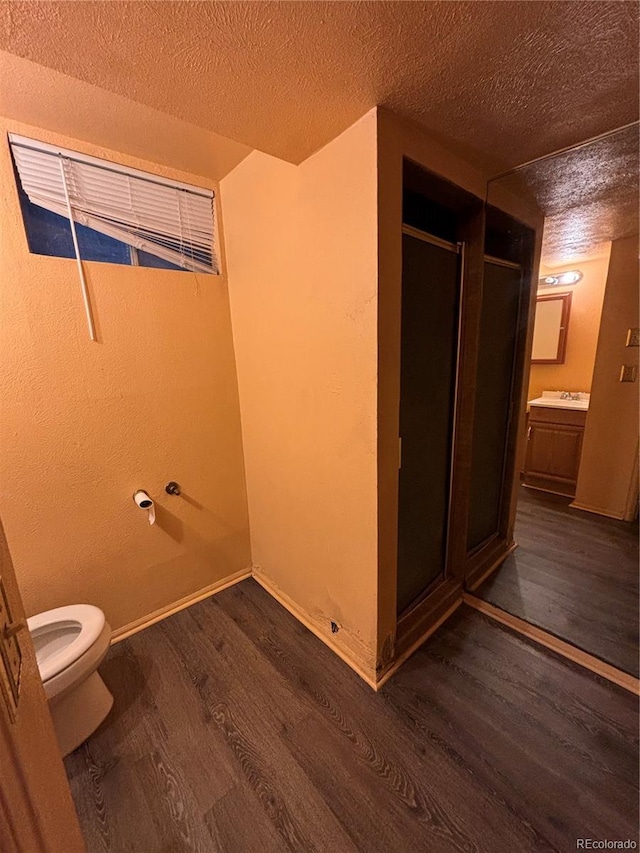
[{"xmin": 11, "ymin": 139, "xmax": 218, "ymax": 274}]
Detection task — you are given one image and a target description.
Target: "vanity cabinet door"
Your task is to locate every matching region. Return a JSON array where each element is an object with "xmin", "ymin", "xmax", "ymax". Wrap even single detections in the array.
[{"xmin": 524, "ymin": 416, "xmax": 585, "ymax": 496}]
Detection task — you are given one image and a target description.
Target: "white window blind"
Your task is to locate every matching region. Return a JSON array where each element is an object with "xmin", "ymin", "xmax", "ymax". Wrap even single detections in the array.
[{"xmin": 9, "ymin": 133, "xmax": 218, "ymax": 275}]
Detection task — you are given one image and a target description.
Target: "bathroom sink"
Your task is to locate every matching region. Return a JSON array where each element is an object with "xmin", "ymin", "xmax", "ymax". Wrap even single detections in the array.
[{"xmin": 528, "ymin": 392, "xmax": 589, "ymax": 412}]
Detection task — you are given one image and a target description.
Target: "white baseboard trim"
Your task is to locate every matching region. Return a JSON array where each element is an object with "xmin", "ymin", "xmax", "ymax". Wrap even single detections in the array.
[
  {"xmin": 110, "ymin": 567, "xmax": 252, "ymax": 644},
  {"xmin": 252, "ymin": 571, "xmax": 378, "ymax": 690}
]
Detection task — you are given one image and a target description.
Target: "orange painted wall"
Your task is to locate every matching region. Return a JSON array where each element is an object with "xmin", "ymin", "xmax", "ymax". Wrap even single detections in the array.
[
  {"xmin": 222, "ymin": 111, "xmax": 379, "ymax": 681},
  {"xmin": 0, "ymin": 116, "xmax": 251, "ymax": 633},
  {"xmin": 574, "ymin": 235, "xmax": 640, "ymax": 520},
  {"xmin": 528, "ymin": 252, "xmax": 610, "ymax": 400}
]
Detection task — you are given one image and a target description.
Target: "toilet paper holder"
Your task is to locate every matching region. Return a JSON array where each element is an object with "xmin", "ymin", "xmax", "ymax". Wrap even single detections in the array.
[
  {"xmin": 133, "ymin": 490, "xmax": 153, "ymax": 509},
  {"xmin": 133, "ymin": 490, "xmax": 155, "ymax": 525}
]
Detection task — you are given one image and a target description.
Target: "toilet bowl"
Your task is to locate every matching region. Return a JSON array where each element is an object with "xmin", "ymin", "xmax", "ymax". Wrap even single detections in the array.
[{"xmin": 27, "ymin": 604, "xmax": 113, "ymax": 757}]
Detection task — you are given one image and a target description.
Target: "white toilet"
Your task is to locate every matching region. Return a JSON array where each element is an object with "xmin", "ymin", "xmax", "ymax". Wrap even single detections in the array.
[{"xmin": 27, "ymin": 604, "xmax": 113, "ymax": 757}]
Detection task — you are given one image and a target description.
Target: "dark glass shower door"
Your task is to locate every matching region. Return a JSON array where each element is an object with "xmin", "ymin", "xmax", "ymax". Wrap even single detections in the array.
[
  {"xmin": 397, "ymin": 228, "xmax": 462, "ymax": 615},
  {"xmin": 467, "ymin": 258, "xmax": 522, "ymax": 550}
]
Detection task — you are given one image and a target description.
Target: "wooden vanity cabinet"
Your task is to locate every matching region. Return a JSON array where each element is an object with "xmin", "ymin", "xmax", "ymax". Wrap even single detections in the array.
[{"xmin": 523, "ymin": 406, "xmax": 586, "ymax": 497}]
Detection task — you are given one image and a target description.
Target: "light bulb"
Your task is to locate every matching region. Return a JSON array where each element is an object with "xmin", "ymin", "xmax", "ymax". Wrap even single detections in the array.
[{"xmin": 556, "ymin": 270, "xmax": 583, "ymax": 285}]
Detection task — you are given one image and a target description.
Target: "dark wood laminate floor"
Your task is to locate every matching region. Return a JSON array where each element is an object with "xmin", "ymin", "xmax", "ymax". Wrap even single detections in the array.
[
  {"xmin": 477, "ymin": 487, "xmax": 639, "ymax": 676},
  {"xmin": 65, "ymin": 579, "xmax": 639, "ymax": 852}
]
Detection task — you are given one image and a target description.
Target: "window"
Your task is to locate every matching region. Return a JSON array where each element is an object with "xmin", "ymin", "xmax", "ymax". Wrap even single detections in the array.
[{"xmin": 9, "ymin": 134, "xmax": 218, "ymax": 275}]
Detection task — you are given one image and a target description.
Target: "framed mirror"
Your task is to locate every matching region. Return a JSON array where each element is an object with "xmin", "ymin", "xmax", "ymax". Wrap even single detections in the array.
[{"xmin": 531, "ymin": 291, "xmax": 572, "ymax": 363}]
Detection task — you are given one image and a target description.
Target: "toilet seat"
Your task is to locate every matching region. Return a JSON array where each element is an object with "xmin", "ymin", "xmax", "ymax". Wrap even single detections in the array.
[{"xmin": 27, "ymin": 604, "xmax": 106, "ymax": 683}]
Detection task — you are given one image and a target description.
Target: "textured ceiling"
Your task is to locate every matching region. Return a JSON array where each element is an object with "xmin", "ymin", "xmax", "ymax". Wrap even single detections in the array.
[
  {"xmin": 0, "ymin": 1, "xmax": 637, "ymax": 169},
  {"xmin": 0, "ymin": 51, "xmax": 251, "ymax": 181},
  {"xmin": 490, "ymin": 125, "xmax": 639, "ymax": 264}
]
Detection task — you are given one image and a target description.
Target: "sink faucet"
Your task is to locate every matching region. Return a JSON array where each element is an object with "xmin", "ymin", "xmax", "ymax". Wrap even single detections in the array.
[{"xmin": 560, "ymin": 391, "xmax": 581, "ymax": 401}]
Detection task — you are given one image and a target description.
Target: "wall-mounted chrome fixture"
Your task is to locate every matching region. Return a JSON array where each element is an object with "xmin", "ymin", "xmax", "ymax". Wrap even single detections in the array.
[{"xmin": 539, "ymin": 270, "xmax": 583, "ymax": 288}]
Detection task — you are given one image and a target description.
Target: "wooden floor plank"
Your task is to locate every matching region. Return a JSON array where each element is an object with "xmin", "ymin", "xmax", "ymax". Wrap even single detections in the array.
[
  {"xmin": 66, "ymin": 578, "xmax": 639, "ymax": 852},
  {"xmin": 478, "ymin": 487, "xmax": 639, "ymax": 675},
  {"xmin": 205, "ymin": 785, "xmax": 288, "ymax": 853},
  {"xmin": 156, "ymin": 599, "xmax": 358, "ymax": 850},
  {"xmin": 66, "ymin": 738, "xmax": 164, "ymax": 853},
  {"xmin": 130, "ymin": 624, "xmax": 238, "ymax": 813},
  {"xmin": 135, "ymin": 738, "xmax": 215, "ymax": 853},
  {"xmin": 385, "ymin": 610, "xmax": 638, "ymax": 846},
  {"xmin": 221, "ymin": 584, "xmax": 562, "ymax": 851},
  {"xmin": 224, "ymin": 582, "xmax": 628, "ymax": 851}
]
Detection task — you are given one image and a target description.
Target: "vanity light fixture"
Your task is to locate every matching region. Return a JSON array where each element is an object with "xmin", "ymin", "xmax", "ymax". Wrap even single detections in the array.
[{"xmin": 539, "ymin": 270, "xmax": 583, "ymax": 287}]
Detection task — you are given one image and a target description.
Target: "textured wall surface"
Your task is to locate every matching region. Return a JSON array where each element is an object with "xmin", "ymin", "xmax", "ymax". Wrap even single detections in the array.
[
  {"xmin": 0, "ymin": 51, "xmax": 251, "ymax": 181},
  {"xmin": 0, "ymin": 1, "xmax": 637, "ymax": 169},
  {"xmin": 528, "ymin": 253, "xmax": 611, "ymax": 400},
  {"xmin": 0, "ymin": 117, "xmax": 251, "ymax": 631},
  {"xmin": 222, "ymin": 111, "xmax": 379, "ymax": 679},
  {"xmin": 574, "ymin": 235, "xmax": 640, "ymax": 520}
]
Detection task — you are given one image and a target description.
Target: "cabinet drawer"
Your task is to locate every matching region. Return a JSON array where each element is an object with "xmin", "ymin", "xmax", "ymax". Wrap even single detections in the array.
[{"xmin": 528, "ymin": 406, "xmax": 587, "ymax": 428}]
